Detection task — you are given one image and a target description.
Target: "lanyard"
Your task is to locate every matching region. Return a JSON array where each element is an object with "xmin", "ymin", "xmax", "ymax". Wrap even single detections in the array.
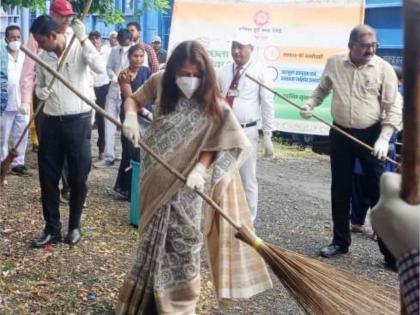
[{"xmin": 232, "ymin": 61, "xmax": 252, "ymax": 86}]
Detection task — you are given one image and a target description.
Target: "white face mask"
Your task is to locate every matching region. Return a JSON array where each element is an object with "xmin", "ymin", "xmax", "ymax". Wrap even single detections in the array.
[
  {"xmin": 176, "ymin": 76, "xmax": 201, "ymax": 99},
  {"xmin": 8, "ymin": 40, "xmax": 21, "ymax": 51}
]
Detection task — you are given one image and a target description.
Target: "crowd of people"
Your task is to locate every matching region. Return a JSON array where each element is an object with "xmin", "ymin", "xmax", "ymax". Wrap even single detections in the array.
[{"xmin": 0, "ymin": 0, "xmax": 418, "ymax": 314}]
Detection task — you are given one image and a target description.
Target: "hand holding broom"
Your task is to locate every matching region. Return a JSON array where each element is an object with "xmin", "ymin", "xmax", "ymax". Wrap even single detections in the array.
[
  {"xmin": 245, "ymin": 73, "xmax": 400, "ymax": 167},
  {"xmin": 0, "ymin": 0, "xmax": 93, "ymax": 186},
  {"xmin": 21, "ymin": 44, "xmax": 401, "ymax": 315}
]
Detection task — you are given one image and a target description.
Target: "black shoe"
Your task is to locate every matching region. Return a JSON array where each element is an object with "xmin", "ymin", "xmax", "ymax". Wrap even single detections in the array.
[
  {"xmin": 32, "ymin": 233, "xmax": 62, "ymax": 248},
  {"xmin": 64, "ymin": 229, "xmax": 81, "ymax": 245},
  {"xmin": 384, "ymin": 257, "xmax": 398, "ymax": 272},
  {"xmin": 319, "ymin": 244, "xmax": 349, "ymax": 258},
  {"xmin": 11, "ymin": 165, "xmax": 30, "ymax": 177}
]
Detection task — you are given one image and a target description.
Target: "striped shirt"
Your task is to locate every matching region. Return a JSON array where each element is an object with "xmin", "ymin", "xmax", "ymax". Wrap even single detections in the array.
[
  {"xmin": 306, "ymin": 53, "xmax": 402, "ymax": 130},
  {"xmin": 397, "ymin": 249, "xmax": 419, "ymax": 315}
]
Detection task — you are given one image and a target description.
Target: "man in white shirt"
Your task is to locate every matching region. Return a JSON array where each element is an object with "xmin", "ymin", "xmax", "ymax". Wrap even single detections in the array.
[
  {"xmin": 0, "ymin": 25, "xmax": 29, "ymax": 177},
  {"xmin": 30, "ymin": 15, "xmax": 106, "ymax": 247},
  {"xmin": 89, "ymin": 30, "xmax": 110, "ymax": 160},
  {"xmin": 94, "ymin": 28, "xmax": 132, "ymax": 168},
  {"xmin": 218, "ymin": 33, "xmax": 275, "ymax": 222},
  {"xmin": 300, "ymin": 25, "xmax": 402, "ymax": 262},
  {"xmin": 20, "ymin": 0, "xmax": 75, "ymax": 202}
]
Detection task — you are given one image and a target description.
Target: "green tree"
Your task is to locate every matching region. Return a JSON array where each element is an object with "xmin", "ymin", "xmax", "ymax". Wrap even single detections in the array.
[{"xmin": 1, "ymin": 0, "xmax": 170, "ymax": 24}]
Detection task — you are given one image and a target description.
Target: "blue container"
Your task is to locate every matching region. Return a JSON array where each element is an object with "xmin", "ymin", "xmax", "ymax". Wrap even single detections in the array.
[{"xmin": 130, "ymin": 160, "xmax": 141, "ymax": 226}]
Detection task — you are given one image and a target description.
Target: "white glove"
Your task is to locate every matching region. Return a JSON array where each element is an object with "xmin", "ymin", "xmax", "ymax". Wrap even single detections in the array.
[
  {"xmin": 71, "ymin": 19, "xmax": 88, "ymax": 43},
  {"xmin": 371, "ymin": 172, "xmax": 420, "ymax": 258},
  {"xmin": 18, "ymin": 103, "xmax": 30, "ymax": 115},
  {"xmin": 122, "ymin": 112, "xmax": 140, "ymax": 147},
  {"xmin": 373, "ymin": 125, "xmax": 394, "ymax": 160},
  {"xmin": 186, "ymin": 162, "xmax": 206, "ymax": 192},
  {"xmin": 38, "ymin": 87, "xmax": 51, "ymax": 101},
  {"xmin": 264, "ymin": 134, "xmax": 274, "ymax": 157},
  {"xmin": 299, "ymin": 104, "xmax": 313, "ymax": 119}
]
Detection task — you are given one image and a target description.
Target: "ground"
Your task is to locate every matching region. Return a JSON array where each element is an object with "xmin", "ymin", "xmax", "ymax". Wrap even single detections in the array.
[{"xmin": 0, "ymin": 135, "xmax": 398, "ymax": 314}]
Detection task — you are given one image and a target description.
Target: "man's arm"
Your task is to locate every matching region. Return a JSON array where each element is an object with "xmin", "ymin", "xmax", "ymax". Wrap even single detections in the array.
[
  {"xmin": 380, "ymin": 63, "xmax": 401, "ymax": 131},
  {"xmin": 258, "ymin": 68, "xmax": 275, "ymax": 137},
  {"xmin": 20, "ymin": 34, "xmax": 40, "ymax": 104},
  {"xmin": 81, "ymin": 40, "xmax": 106, "ymax": 75},
  {"xmin": 34, "ymin": 61, "xmax": 46, "ymax": 99},
  {"xmin": 305, "ymin": 59, "xmax": 333, "ymax": 109},
  {"xmin": 106, "ymin": 49, "xmax": 118, "ymax": 82}
]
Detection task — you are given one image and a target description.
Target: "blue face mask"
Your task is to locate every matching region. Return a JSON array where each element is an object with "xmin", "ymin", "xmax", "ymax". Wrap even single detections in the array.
[{"xmin": 398, "ymin": 85, "xmax": 403, "ymax": 95}]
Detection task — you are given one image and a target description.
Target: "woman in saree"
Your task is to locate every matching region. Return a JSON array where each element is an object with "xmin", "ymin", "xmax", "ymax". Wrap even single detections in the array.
[
  {"xmin": 116, "ymin": 40, "xmax": 272, "ymax": 315},
  {"xmin": 114, "ymin": 44, "xmax": 153, "ymax": 200}
]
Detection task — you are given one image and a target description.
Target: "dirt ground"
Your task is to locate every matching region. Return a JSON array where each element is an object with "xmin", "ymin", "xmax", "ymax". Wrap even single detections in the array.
[{"xmin": 0, "ymin": 134, "xmax": 399, "ymax": 314}]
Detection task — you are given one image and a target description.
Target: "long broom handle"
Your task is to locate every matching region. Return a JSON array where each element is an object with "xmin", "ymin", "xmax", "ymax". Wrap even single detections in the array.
[
  {"xmin": 401, "ymin": 0, "xmax": 420, "ymax": 205},
  {"xmin": 11, "ymin": 0, "xmax": 93, "ymax": 152},
  {"xmin": 20, "ymin": 46, "xmax": 242, "ymax": 232},
  {"xmin": 245, "ymin": 73, "xmax": 400, "ymax": 167}
]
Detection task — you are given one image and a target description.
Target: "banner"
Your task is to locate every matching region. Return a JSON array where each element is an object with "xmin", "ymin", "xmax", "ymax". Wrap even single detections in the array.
[{"xmin": 169, "ymin": 0, "xmax": 365, "ymax": 135}]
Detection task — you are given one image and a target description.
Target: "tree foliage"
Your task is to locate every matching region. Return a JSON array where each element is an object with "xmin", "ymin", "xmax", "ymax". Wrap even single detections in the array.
[{"xmin": 1, "ymin": 0, "xmax": 170, "ymax": 25}]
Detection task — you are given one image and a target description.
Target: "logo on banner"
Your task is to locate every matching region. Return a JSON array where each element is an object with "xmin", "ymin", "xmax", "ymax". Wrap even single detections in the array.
[{"xmin": 254, "ymin": 10, "xmax": 270, "ymax": 26}]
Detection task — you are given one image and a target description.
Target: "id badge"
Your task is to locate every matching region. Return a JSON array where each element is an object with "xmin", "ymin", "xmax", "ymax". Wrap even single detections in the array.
[{"xmin": 227, "ymin": 89, "xmax": 240, "ymax": 97}]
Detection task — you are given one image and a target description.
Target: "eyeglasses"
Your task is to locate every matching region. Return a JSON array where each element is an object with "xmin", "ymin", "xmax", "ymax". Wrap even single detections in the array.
[{"xmin": 357, "ymin": 42, "xmax": 379, "ymax": 49}]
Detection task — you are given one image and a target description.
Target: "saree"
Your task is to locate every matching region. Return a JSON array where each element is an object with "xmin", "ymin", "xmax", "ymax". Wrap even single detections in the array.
[{"xmin": 116, "ymin": 75, "xmax": 272, "ymax": 315}]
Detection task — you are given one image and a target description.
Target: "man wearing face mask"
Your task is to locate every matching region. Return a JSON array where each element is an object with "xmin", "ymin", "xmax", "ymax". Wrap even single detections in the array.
[
  {"xmin": 0, "ymin": 25, "xmax": 30, "ymax": 177},
  {"xmin": 218, "ymin": 32, "xmax": 275, "ymax": 222},
  {"xmin": 94, "ymin": 29, "xmax": 133, "ymax": 168},
  {"xmin": 300, "ymin": 25, "xmax": 402, "ymax": 263}
]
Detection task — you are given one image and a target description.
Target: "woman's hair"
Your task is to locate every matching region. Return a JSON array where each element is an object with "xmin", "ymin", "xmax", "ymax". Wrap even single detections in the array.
[
  {"xmin": 128, "ymin": 44, "xmax": 145, "ymax": 58},
  {"xmin": 160, "ymin": 40, "xmax": 223, "ymax": 118}
]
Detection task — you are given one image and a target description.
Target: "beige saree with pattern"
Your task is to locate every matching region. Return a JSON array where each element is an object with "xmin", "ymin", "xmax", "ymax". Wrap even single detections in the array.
[{"xmin": 115, "ymin": 80, "xmax": 272, "ymax": 315}]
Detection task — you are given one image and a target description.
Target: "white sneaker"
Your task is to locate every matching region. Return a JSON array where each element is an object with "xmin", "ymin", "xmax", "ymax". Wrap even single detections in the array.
[{"xmin": 93, "ymin": 159, "xmax": 115, "ymax": 168}]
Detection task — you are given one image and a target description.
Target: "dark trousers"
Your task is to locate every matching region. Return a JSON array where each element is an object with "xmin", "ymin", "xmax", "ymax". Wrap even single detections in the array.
[
  {"xmin": 94, "ymin": 83, "xmax": 109, "ymax": 154},
  {"xmin": 114, "ymin": 105, "xmax": 140, "ymax": 200},
  {"xmin": 350, "ymin": 174, "xmax": 370, "ymax": 225},
  {"xmin": 34, "ymin": 93, "xmax": 70, "ymax": 194},
  {"xmin": 38, "ymin": 113, "xmax": 92, "ymax": 234},
  {"xmin": 329, "ymin": 122, "xmax": 385, "ymax": 248}
]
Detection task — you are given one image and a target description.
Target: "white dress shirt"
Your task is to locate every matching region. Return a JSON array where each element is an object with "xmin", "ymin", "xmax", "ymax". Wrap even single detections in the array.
[
  {"xmin": 35, "ymin": 36, "xmax": 106, "ymax": 116},
  {"xmin": 6, "ymin": 50, "xmax": 25, "ymax": 111},
  {"xmin": 305, "ymin": 53, "xmax": 401, "ymax": 130},
  {"xmin": 107, "ymin": 45, "xmax": 130, "ymax": 82},
  {"xmin": 218, "ymin": 59, "xmax": 274, "ymax": 136},
  {"xmin": 93, "ymin": 46, "xmax": 111, "ymax": 87}
]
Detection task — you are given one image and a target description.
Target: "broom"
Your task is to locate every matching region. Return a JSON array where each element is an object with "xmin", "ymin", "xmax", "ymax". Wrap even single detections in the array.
[
  {"xmin": 244, "ymin": 74, "xmax": 400, "ymax": 167},
  {"xmin": 20, "ymin": 45, "xmax": 400, "ymax": 315},
  {"xmin": 0, "ymin": 0, "xmax": 93, "ymax": 185}
]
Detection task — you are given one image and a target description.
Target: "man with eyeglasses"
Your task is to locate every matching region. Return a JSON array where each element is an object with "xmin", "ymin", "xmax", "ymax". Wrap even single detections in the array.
[{"xmin": 300, "ymin": 25, "xmax": 402, "ymax": 266}]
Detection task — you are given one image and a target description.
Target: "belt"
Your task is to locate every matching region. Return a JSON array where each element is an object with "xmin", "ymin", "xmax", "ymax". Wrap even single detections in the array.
[
  {"xmin": 45, "ymin": 112, "xmax": 91, "ymax": 122},
  {"xmin": 240, "ymin": 121, "xmax": 257, "ymax": 128}
]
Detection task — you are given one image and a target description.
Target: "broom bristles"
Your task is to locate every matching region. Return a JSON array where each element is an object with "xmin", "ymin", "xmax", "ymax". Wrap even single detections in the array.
[
  {"xmin": 236, "ymin": 226, "xmax": 399, "ymax": 315},
  {"xmin": 0, "ymin": 150, "xmax": 17, "ymax": 184}
]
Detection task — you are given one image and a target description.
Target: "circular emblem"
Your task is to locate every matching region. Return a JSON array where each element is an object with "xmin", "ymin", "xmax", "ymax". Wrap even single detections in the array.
[{"xmin": 254, "ymin": 10, "xmax": 270, "ymax": 26}]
